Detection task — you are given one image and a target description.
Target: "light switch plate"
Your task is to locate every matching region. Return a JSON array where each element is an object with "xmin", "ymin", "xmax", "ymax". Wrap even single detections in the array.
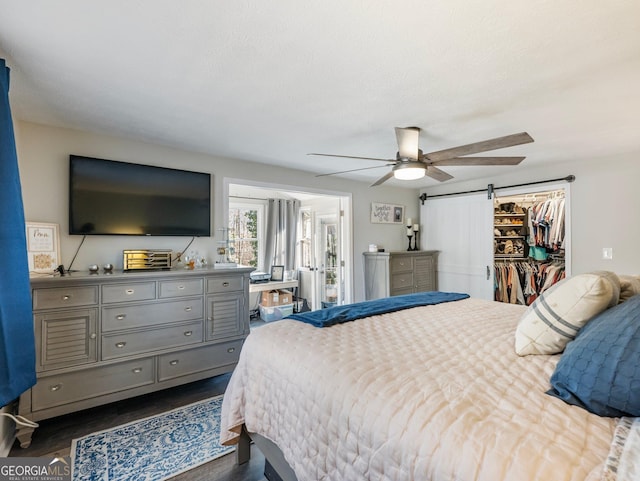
[{"xmin": 602, "ymin": 247, "xmax": 613, "ymax": 260}]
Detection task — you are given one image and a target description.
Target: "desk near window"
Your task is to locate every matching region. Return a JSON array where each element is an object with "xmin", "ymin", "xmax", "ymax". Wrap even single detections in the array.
[{"xmin": 249, "ymin": 280, "xmax": 298, "ymax": 293}]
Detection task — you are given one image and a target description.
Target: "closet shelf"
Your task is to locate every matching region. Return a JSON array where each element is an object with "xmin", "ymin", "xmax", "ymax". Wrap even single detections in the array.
[
  {"xmin": 494, "ymin": 236, "xmax": 525, "ymax": 239},
  {"xmin": 494, "ymin": 213, "xmax": 525, "ymax": 217},
  {"xmin": 495, "ymin": 254, "xmax": 526, "ymax": 259},
  {"xmin": 494, "ymin": 223, "xmax": 524, "ymax": 227}
]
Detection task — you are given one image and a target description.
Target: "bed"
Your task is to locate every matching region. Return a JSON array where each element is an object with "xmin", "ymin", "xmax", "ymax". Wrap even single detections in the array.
[{"xmin": 220, "ymin": 275, "xmax": 640, "ymax": 481}]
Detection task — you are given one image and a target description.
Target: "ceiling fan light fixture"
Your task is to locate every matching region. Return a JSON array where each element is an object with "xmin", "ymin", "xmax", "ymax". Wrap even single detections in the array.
[{"xmin": 393, "ymin": 162, "xmax": 426, "ymax": 180}]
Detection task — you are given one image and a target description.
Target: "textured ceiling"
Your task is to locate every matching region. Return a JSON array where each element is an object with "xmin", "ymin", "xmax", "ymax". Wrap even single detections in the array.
[{"xmin": 0, "ymin": 0, "xmax": 638, "ymax": 187}]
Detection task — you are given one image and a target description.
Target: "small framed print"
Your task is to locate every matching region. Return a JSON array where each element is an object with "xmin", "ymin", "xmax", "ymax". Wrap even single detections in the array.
[
  {"xmin": 25, "ymin": 222, "xmax": 61, "ymax": 274},
  {"xmin": 270, "ymin": 265, "xmax": 284, "ymax": 282},
  {"xmin": 371, "ymin": 202, "xmax": 405, "ymax": 224}
]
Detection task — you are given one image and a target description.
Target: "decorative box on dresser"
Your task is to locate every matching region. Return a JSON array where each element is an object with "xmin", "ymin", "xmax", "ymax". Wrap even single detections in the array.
[
  {"xmin": 17, "ymin": 266, "xmax": 253, "ymax": 448},
  {"xmin": 363, "ymin": 251, "xmax": 438, "ymax": 300}
]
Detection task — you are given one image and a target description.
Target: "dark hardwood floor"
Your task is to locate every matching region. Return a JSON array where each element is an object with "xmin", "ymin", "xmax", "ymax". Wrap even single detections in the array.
[{"xmin": 9, "ymin": 373, "xmax": 267, "ymax": 481}]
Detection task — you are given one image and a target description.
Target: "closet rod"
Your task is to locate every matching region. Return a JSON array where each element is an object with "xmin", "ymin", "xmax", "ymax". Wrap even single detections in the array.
[{"xmin": 418, "ymin": 175, "xmax": 575, "ymax": 204}]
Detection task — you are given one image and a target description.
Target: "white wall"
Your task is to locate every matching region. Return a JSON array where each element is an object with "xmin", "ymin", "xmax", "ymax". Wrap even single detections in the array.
[
  {"xmin": 15, "ymin": 121, "xmax": 421, "ymax": 302},
  {"xmin": 420, "ymin": 154, "xmax": 640, "ymax": 276}
]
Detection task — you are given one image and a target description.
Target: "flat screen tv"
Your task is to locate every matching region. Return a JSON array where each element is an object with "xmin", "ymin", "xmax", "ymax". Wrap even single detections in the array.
[{"xmin": 69, "ymin": 155, "xmax": 211, "ymax": 236}]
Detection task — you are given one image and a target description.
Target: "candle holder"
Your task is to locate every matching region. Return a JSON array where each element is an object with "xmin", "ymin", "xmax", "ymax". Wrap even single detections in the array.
[
  {"xmin": 412, "ymin": 230, "xmax": 419, "ymax": 251},
  {"xmin": 407, "ymin": 234, "xmax": 414, "ymax": 251}
]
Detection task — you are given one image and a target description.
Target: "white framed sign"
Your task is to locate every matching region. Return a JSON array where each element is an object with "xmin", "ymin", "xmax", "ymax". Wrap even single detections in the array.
[{"xmin": 25, "ymin": 222, "xmax": 61, "ymax": 274}]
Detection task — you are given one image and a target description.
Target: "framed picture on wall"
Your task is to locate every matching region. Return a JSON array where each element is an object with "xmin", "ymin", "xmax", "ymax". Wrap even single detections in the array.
[
  {"xmin": 25, "ymin": 222, "xmax": 61, "ymax": 274},
  {"xmin": 370, "ymin": 202, "xmax": 405, "ymax": 224},
  {"xmin": 270, "ymin": 265, "xmax": 284, "ymax": 282}
]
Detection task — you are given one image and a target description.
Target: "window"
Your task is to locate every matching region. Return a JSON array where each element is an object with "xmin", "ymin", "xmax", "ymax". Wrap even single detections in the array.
[
  {"xmin": 228, "ymin": 200, "xmax": 265, "ymax": 270},
  {"xmin": 299, "ymin": 209, "xmax": 312, "ymax": 268}
]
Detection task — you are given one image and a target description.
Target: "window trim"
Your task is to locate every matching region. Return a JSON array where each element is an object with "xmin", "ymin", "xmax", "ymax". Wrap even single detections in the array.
[{"xmin": 228, "ymin": 199, "xmax": 267, "ymax": 271}]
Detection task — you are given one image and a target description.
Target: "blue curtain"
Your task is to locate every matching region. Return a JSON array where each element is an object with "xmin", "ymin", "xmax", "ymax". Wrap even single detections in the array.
[{"xmin": 0, "ymin": 58, "xmax": 36, "ymax": 407}]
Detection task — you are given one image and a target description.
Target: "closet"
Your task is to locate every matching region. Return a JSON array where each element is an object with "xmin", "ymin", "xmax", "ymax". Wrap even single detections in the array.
[{"xmin": 493, "ymin": 190, "xmax": 566, "ymax": 305}]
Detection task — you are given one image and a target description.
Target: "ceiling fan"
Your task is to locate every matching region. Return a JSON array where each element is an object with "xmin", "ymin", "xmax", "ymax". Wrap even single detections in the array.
[{"xmin": 310, "ymin": 127, "xmax": 534, "ymax": 186}]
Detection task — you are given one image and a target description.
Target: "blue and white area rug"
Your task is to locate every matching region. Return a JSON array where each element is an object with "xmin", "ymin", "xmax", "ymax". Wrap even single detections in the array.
[{"xmin": 71, "ymin": 395, "xmax": 234, "ymax": 481}]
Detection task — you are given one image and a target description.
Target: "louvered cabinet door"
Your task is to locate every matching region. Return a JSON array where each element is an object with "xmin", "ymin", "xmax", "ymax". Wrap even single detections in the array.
[
  {"xmin": 205, "ymin": 292, "xmax": 245, "ymax": 341},
  {"xmin": 35, "ymin": 309, "xmax": 98, "ymax": 372}
]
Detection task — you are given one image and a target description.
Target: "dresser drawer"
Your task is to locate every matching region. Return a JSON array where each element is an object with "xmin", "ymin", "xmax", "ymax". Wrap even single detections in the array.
[
  {"xmin": 159, "ymin": 278, "xmax": 204, "ymax": 298},
  {"xmin": 33, "ymin": 286, "xmax": 98, "ymax": 310},
  {"xmin": 207, "ymin": 276, "xmax": 244, "ymax": 294},
  {"xmin": 31, "ymin": 358, "xmax": 155, "ymax": 411},
  {"xmin": 391, "ymin": 272, "xmax": 414, "ymax": 290},
  {"xmin": 157, "ymin": 339, "xmax": 243, "ymax": 382},
  {"xmin": 102, "ymin": 321, "xmax": 203, "ymax": 360},
  {"xmin": 101, "ymin": 282, "xmax": 156, "ymax": 303},
  {"xmin": 390, "ymin": 256, "xmax": 413, "ymax": 274},
  {"xmin": 102, "ymin": 298, "xmax": 203, "ymax": 332}
]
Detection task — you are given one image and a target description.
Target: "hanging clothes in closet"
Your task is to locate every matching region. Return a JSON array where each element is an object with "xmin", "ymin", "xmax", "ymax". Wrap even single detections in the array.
[
  {"xmin": 527, "ymin": 194, "xmax": 565, "ymax": 259},
  {"xmin": 494, "ymin": 190, "xmax": 566, "ymax": 305},
  {"xmin": 494, "ymin": 260, "xmax": 565, "ymax": 305}
]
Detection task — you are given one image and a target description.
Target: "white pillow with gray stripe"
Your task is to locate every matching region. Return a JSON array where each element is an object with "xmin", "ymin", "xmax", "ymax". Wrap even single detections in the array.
[{"xmin": 515, "ymin": 271, "xmax": 620, "ymax": 356}]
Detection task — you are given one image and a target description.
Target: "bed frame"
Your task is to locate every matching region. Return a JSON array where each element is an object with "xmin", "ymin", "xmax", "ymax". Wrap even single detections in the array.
[{"xmin": 237, "ymin": 425, "xmax": 298, "ymax": 481}]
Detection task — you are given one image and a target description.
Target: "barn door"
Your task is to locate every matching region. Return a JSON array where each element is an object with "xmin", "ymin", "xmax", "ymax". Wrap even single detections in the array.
[{"xmin": 421, "ymin": 193, "xmax": 494, "ymax": 300}]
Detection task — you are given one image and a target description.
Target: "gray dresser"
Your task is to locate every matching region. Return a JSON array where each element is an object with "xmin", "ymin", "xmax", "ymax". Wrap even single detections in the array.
[
  {"xmin": 363, "ymin": 251, "xmax": 438, "ymax": 300},
  {"xmin": 17, "ymin": 266, "xmax": 253, "ymax": 448}
]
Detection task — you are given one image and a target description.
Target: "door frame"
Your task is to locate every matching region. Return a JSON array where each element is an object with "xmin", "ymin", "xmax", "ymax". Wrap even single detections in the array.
[
  {"xmin": 420, "ymin": 180, "xmax": 572, "ymax": 300},
  {"xmin": 223, "ymin": 177, "xmax": 353, "ymax": 307}
]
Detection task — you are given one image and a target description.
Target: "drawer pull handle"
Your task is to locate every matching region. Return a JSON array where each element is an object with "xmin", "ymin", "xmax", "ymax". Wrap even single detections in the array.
[
  {"xmin": 169, "ymin": 360, "xmax": 179, "ymax": 366},
  {"xmin": 49, "ymin": 383, "xmax": 62, "ymax": 392},
  {"xmin": 115, "ymin": 341, "xmax": 127, "ymax": 348},
  {"xmin": 184, "ymin": 306, "xmax": 192, "ymax": 312},
  {"xmin": 62, "ymin": 295, "xmax": 71, "ymax": 301},
  {"xmin": 178, "ymin": 285, "xmax": 185, "ymax": 290},
  {"xmin": 116, "ymin": 314, "xmax": 127, "ymax": 320},
  {"xmin": 126, "ymin": 289, "xmax": 135, "ymax": 295},
  {"xmin": 222, "ymin": 281, "xmax": 230, "ymax": 287},
  {"xmin": 132, "ymin": 367, "xmax": 143, "ymax": 374},
  {"xmin": 227, "ymin": 347, "xmax": 235, "ymax": 353},
  {"xmin": 183, "ymin": 330, "xmax": 193, "ymax": 337},
  {"xmin": 90, "ymin": 333, "xmax": 97, "ymax": 339}
]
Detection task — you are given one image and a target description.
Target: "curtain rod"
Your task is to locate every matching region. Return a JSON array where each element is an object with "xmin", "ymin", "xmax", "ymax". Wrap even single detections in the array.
[{"xmin": 418, "ymin": 175, "xmax": 575, "ymax": 204}]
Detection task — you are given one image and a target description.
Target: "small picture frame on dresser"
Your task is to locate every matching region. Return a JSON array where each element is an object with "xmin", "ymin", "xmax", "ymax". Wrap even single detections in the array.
[
  {"xmin": 25, "ymin": 222, "xmax": 61, "ymax": 274},
  {"xmin": 270, "ymin": 265, "xmax": 284, "ymax": 282}
]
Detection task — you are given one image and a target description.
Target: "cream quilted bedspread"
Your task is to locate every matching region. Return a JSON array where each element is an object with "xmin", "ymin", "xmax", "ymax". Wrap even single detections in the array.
[{"xmin": 220, "ymin": 298, "xmax": 616, "ymax": 481}]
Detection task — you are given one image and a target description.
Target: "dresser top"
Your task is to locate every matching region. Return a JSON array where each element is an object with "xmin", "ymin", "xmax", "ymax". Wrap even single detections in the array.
[
  {"xmin": 30, "ymin": 266, "xmax": 255, "ymax": 287},
  {"xmin": 363, "ymin": 250, "xmax": 438, "ymax": 257}
]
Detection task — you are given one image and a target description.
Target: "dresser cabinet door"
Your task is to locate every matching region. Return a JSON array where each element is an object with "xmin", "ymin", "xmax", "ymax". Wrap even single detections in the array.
[
  {"xmin": 35, "ymin": 309, "xmax": 98, "ymax": 372},
  {"xmin": 414, "ymin": 255, "xmax": 436, "ymax": 292},
  {"xmin": 206, "ymin": 292, "xmax": 244, "ymax": 341}
]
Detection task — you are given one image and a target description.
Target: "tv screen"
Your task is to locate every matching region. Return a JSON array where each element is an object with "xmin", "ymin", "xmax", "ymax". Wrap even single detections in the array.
[{"xmin": 69, "ymin": 155, "xmax": 211, "ymax": 236}]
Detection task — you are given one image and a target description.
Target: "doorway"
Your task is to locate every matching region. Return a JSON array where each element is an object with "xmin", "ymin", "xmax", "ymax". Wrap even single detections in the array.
[
  {"xmin": 421, "ymin": 181, "xmax": 571, "ymax": 300},
  {"xmin": 224, "ymin": 179, "xmax": 352, "ymax": 311}
]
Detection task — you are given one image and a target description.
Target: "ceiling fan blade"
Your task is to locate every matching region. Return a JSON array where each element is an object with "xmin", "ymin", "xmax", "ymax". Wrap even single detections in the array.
[
  {"xmin": 430, "ymin": 156, "xmax": 525, "ymax": 166},
  {"xmin": 316, "ymin": 164, "xmax": 393, "ymax": 177},
  {"xmin": 425, "ymin": 166, "xmax": 454, "ymax": 182},
  {"xmin": 395, "ymin": 127, "xmax": 420, "ymax": 159},
  {"xmin": 308, "ymin": 153, "xmax": 392, "ymax": 162},
  {"xmin": 370, "ymin": 171, "xmax": 395, "ymax": 187},
  {"xmin": 425, "ymin": 132, "xmax": 534, "ymax": 162}
]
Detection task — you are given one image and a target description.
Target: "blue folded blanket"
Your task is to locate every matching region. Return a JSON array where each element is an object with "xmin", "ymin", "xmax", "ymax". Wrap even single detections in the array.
[{"xmin": 286, "ymin": 291, "xmax": 469, "ymax": 328}]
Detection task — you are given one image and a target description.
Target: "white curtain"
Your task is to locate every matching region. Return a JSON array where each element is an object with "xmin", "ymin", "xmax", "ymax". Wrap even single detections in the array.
[{"xmin": 263, "ymin": 198, "xmax": 300, "ymax": 272}]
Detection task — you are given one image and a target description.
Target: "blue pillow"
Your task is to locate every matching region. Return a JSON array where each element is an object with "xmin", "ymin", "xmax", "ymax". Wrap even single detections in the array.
[{"xmin": 547, "ymin": 294, "xmax": 640, "ymax": 417}]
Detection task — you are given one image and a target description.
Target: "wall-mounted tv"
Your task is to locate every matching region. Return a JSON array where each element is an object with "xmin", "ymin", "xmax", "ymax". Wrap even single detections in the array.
[{"xmin": 69, "ymin": 155, "xmax": 211, "ymax": 236}]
